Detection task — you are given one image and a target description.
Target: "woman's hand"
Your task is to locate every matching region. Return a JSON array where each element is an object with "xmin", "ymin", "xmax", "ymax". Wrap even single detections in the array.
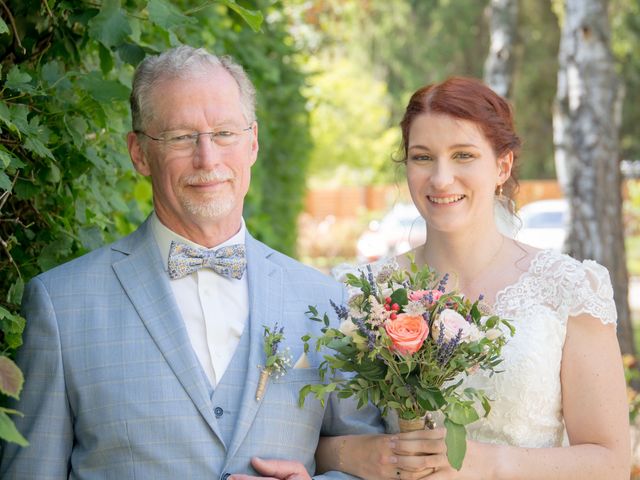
[
  {"xmin": 317, "ymin": 431, "xmax": 495, "ymax": 480},
  {"xmin": 325, "ymin": 431, "xmax": 447, "ymax": 480},
  {"xmin": 390, "ymin": 429, "xmax": 496, "ymax": 480}
]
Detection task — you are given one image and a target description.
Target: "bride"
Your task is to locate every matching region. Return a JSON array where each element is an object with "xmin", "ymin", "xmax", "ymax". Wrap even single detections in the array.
[{"xmin": 232, "ymin": 77, "xmax": 630, "ymax": 479}]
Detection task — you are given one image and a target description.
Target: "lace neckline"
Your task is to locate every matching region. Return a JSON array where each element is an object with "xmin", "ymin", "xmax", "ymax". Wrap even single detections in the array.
[{"xmin": 492, "ymin": 249, "xmax": 554, "ymax": 311}]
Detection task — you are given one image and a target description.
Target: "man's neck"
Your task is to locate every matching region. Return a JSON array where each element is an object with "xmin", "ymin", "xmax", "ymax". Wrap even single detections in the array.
[{"xmin": 154, "ymin": 209, "xmax": 243, "ymax": 248}]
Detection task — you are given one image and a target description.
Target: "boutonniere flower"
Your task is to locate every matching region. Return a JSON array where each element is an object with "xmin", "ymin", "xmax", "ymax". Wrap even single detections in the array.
[{"xmin": 256, "ymin": 323, "xmax": 292, "ymax": 401}]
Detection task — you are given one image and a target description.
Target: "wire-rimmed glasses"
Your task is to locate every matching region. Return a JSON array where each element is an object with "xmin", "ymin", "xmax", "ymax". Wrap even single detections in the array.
[{"xmin": 135, "ymin": 125, "xmax": 253, "ymax": 152}]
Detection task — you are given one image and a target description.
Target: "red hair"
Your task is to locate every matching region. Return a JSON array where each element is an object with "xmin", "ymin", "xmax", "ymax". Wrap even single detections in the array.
[{"xmin": 399, "ymin": 77, "xmax": 521, "ymax": 206}]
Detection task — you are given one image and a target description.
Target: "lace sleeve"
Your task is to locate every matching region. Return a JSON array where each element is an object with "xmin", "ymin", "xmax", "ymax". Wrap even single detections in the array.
[{"xmin": 568, "ymin": 259, "xmax": 617, "ymax": 326}]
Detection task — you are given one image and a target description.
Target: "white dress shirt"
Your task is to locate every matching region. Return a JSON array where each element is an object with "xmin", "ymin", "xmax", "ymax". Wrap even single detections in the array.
[{"xmin": 150, "ymin": 212, "xmax": 249, "ymax": 388}]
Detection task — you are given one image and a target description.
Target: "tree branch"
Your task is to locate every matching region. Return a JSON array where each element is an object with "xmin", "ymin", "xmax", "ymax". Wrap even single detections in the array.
[{"xmin": 0, "ymin": 0, "xmax": 25, "ymax": 55}]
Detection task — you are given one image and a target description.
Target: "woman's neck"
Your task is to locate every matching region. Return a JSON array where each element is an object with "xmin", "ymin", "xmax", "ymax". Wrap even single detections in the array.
[{"xmin": 419, "ymin": 225, "xmax": 505, "ymax": 289}]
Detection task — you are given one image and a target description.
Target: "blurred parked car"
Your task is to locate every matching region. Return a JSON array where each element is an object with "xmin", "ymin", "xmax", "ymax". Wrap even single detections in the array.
[
  {"xmin": 515, "ymin": 199, "xmax": 568, "ymax": 251},
  {"xmin": 356, "ymin": 203, "xmax": 426, "ymax": 262}
]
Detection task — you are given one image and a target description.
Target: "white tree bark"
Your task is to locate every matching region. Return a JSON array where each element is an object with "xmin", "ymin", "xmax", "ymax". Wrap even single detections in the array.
[
  {"xmin": 553, "ymin": 0, "xmax": 633, "ymax": 354},
  {"xmin": 484, "ymin": 0, "xmax": 518, "ymax": 98}
]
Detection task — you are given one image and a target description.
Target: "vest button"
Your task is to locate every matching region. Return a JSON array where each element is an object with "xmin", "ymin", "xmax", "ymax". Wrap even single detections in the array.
[{"xmin": 214, "ymin": 406, "xmax": 224, "ymax": 418}]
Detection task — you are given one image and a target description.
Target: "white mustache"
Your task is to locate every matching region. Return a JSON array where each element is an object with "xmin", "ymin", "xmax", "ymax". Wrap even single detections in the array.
[{"xmin": 182, "ymin": 171, "xmax": 234, "ymax": 186}]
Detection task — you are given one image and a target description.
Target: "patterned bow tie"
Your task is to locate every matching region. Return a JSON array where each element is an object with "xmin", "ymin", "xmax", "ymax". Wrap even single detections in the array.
[{"xmin": 167, "ymin": 241, "xmax": 247, "ymax": 280}]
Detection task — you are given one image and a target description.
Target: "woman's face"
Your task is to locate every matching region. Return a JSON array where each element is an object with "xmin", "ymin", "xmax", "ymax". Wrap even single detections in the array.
[{"xmin": 405, "ymin": 113, "xmax": 512, "ymax": 234}]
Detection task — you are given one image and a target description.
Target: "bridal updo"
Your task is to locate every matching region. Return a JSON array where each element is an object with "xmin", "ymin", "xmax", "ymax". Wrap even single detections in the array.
[{"xmin": 398, "ymin": 76, "xmax": 522, "ymax": 213}]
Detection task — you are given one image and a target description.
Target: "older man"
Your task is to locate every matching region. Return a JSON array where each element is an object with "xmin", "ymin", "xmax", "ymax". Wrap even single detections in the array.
[{"xmin": 0, "ymin": 46, "xmax": 381, "ymax": 479}]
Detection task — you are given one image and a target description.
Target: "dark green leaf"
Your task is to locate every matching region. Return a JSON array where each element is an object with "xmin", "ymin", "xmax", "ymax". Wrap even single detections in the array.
[
  {"xmin": 78, "ymin": 226, "xmax": 104, "ymax": 250},
  {"xmin": 6, "ymin": 279, "xmax": 24, "ymax": 307},
  {"xmin": 0, "ymin": 103, "xmax": 16, "ymax": 133},
  {"xmin": 24, "ymin": 137, "xmax": 55, "ymax": 161},
  {"xmin": 390, "ymin": 288, "xmax": 408, "ymax": 307},
  {"xmin": 0, "ymin": 171, "xmax": 11, "ymax": 191},
  {"xmin": 98, "ymin": 43, "xmax": 114, "ymax": 74},
  {"xmin": 217, "ymin": 0, "xmax": 263, "ymax": 32},
  {"xmin": 148, "ymin": 0, "xmax": 197, "ymax": 28},
  {"xmin": 5, "ymin": 66, "xmax": 33, "ymax": 92},
  {"xmin": 117, "ymin": 43, "xmax": 146, "ymax": 66},
  {"xmin": 78, "ymin": 73, "xmax": 130, "ymax": 102},
  {"xmin": 88, "ymin": 0, "xmax": 132, "ymax": 48},
  {"xmin": 41, "ymin": 61, "xmax": 66, "ymax": 88}
]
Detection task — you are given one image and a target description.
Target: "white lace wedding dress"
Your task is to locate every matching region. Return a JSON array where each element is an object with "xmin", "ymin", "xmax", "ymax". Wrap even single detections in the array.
[
  {"xmin": 464, "ymin": 249, "xmax": 616, "ymax": 448},
  {"xmin": 334, "ymin": 249, "xmax": 617, "ymax": 448}
]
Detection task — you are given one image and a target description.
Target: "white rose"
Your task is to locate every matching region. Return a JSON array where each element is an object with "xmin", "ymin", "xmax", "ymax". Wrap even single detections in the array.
[
  {"xmin": 485, "ymin": 328, "xmax": 503, "ymax": 341},
  {"xmin": 339, "ymin": 319, "xmax": 359, "ymax": 337},
  {"xmin": 431, "ymin": 309, "xmax": 481, "ymax": 343}
]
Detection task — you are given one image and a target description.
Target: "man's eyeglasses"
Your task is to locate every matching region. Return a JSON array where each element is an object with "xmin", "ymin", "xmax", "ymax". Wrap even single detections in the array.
[{"xmin": 135, "ymin": 125, "xmax": 253, "ymax": 151}]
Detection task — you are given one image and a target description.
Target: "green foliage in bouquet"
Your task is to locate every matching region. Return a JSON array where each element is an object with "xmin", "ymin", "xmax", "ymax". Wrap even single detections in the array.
[{"xmin": 299, "ymin": 261, "xmax": 515, "ymax": 470}]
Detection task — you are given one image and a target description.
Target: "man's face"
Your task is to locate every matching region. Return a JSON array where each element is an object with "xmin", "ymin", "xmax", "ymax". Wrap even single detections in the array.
[{"xmin": 128, "ymin": 67, "xmax": 258, "ymax": 238}]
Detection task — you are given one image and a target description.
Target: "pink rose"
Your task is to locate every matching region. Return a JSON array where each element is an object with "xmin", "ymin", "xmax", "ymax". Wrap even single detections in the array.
[
  {"xmin": 385, "ymin": 313, "xmax": 429, "ymax": 355},
  {"xmin": 408, "ymin": 289, "xmax": 443, "ymax": 305},
  {"xmin": 431, "ymin": 309, "xmax": 482, "ymax": 343}
]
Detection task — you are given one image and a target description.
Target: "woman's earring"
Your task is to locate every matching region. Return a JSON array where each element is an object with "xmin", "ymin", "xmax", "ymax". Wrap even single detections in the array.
[{"xmin": 496, "ymin": 184, "xmax": 504, "ymax": 200}]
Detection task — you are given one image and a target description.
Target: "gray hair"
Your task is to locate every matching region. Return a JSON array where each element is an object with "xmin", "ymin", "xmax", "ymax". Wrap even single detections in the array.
[{"xmin": 130, "ymin": 45, "xmax": 257, "ymax": 131}]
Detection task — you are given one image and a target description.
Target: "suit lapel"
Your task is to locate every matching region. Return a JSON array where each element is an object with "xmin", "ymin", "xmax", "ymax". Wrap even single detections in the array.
[
  {"xmin": 111, "ymin": 220, "xmax": 222, "ymax": 438},
  {"xmin": 226, "ymin": 234, "xmax": 283, "ymax": 460}
]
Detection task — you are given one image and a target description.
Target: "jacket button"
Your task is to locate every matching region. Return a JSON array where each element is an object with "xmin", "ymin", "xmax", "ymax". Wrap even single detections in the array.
[{"xmin": 214, "ymin": 406, "xmax": 224, "ymax": 418}]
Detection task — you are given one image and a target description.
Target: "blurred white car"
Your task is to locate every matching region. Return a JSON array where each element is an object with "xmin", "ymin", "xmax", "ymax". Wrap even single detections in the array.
[
  {"xmin": 515, "ymin": 199, "xmax": 568, "ymax": 251},
  {"xmin": 356, "ymin": 203, "xmax": 426, "ymax": 262},
  {"xmin": 357, "ymin": 198, "xmax": 569, "ymax": 262}
]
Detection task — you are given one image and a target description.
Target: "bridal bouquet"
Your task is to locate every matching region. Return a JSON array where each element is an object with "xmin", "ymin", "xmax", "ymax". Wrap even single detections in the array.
[{"xmin": 299, "ymin": 261, "xmax": 514, "ymax": 470}]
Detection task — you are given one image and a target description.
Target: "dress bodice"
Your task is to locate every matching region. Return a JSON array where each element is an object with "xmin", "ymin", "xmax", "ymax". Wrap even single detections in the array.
[{"xmin": 465, "ymin": 249, "xmax": 617, "ymax": 447}]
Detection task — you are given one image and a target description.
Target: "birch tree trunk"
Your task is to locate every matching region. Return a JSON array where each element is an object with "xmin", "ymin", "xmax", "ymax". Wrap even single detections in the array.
[
  {"xmin": 553, "ymin": 0, "xmax": 633, "ymax": 354},
  {"xmin": 484, "ymin": 0, "xmax": 518, "ymax": 98}
]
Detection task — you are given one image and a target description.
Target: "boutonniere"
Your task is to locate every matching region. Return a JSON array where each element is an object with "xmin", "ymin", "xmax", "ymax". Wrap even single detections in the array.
[{"xmin": 255, "ymin": 323, "xmax": 292, "ymax": 401}]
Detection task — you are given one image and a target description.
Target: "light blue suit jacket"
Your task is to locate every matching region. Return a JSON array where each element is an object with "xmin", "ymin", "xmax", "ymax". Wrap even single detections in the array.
[{"xmin": 0, "ymin": 219, "xmax": 382, "ymax": 479}]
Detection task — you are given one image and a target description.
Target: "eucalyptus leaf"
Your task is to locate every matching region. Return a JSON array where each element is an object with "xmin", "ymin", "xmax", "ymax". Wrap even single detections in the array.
[{"xmin": 444, "ymin": 418, "xmax": 466, "ymax": 470}]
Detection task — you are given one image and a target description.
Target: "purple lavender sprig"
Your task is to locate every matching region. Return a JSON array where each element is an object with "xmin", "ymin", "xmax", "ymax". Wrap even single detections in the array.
[
  {"xmin": 353, "ymin": 316, "xmax": 377, "ymax": 350},
  {"xmin": 436, "ymin": 327, "xmax": 462, "ymax": 366},
  {"xmin": 437, "ymin": 273, "xmax": 449, "ymax": 293},
  {"xmin": 330, "ymin": 300, "xmax": 349, "ymax": 321}
]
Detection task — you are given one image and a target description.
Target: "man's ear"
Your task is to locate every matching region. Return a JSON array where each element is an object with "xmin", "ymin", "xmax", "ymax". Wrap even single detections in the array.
[
  {"xmin": 128, "ymin": 131, "xmax": 151, "ymax": 176},
  {"xmin": 249, "ymin": 121, "xmax": 259, "ymax": 167}
]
